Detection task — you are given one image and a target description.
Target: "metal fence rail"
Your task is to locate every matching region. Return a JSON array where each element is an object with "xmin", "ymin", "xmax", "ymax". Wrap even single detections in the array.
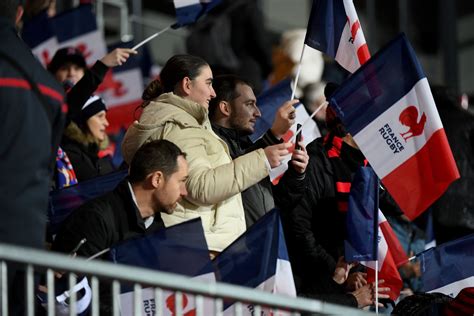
[{"xmin": 0, "ymin": 243, "xmax": 373, "ymax": 315}]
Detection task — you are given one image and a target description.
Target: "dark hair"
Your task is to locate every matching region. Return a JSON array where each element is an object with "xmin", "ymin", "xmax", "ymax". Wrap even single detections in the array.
[
  {"xmin": 129, "ymin": 139, "xmax": 186, "ymax": 184},
  {"xmin": 0, "ymin": 0, "xmax": 21, "ymax": 21},
  {"xmin": 392, "ymin": 292, "xmax": 453, "ymax": 316},
  {"xmin": 141, "ymin": 54, "xmax": 209, "ymax": 106},
  {"xmin": 208, "ymin": 74, "xmax": 253, "ymax": 118}
]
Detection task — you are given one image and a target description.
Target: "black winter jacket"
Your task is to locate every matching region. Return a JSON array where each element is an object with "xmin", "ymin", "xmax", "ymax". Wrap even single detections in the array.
[
  {"xmin": 52, "ymin": 179, "xmax": 164, "ymax": 258},
  {"xmin": 288, "ymin": 135, "xmax": 402, "ymax": 307},
  {"xmin": 0, "ymin": 17, "xmax": 65, "ymax": 249},
  {"xmin": 212, "ymin": 125, "xmax": 307, "ymax": 228},
  {"xmin": 61, "ymin": 122, "xmax": 115, "ymax": 181}
]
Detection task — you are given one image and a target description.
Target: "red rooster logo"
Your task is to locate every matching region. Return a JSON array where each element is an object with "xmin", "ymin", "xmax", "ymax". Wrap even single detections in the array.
[{"xmin": 399, "ymin": 105, "xmax": 427, "ymax": 142}]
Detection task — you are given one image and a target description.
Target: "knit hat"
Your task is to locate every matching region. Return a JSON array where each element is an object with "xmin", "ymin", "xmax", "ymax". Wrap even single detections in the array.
[
  {"xmin": 48, "ymin": 47, "xmax": 87, "ymax": 74},
  {"xmin": 79, "ymin": 95, "xmax": 106, "ymax": 124}
]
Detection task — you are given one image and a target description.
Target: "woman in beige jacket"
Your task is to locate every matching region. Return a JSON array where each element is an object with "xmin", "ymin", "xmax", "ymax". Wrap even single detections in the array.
[{"xmin": 121, "ymin": 55, "xmax": 291, "ymax": 252}]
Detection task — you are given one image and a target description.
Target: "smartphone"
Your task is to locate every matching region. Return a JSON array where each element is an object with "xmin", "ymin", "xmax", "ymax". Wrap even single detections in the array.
[{"xmin": 295, "ymin": 123, "xmax": 302, "ymax": 150}]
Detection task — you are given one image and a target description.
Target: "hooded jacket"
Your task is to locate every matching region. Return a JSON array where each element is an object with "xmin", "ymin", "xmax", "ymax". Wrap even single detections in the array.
[
  {"xmin": 61, "ymin": 122, "xmax": 114, "ymax": 181},
  {"xmin": 0, "ymin": 17, "xmax": 65, "ymax": 249},
  {"xmin": 121, "ymin": 93, "xmax": 269, "ymax": 251}
]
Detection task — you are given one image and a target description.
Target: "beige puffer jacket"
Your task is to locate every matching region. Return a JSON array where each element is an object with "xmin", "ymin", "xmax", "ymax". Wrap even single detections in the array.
[{"xmin": 121, "ymin": 93, "xmax": 269, "ymax": 251}]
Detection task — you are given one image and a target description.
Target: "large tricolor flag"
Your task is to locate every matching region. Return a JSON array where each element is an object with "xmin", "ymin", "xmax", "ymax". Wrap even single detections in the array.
[
  {"xmin": 420, "ymin": 233, "xmax": 474, "ymax": 298},
  {"xmin": 213, "ymin": 209, "xmax": 296, "ymax": 315},
  {"xmin": 250, "ymin": 79, "xmax": 321, "ymax": 182},
  {"xmin": 110, "ymin": 218, "xmax": 215, "ymax": 315},
  {"xmin": 172, "ymin": 0, "xmax": 223, "ymax": 28},
  {"xmin": 329, "ymin": 33, "xmax": 460, "ymax": 220},
  {"xmin": 305, "ymin": 0, "xmax": 370, "ymax": 73},
  {"xmin": 345, "ymin": 167, "xmax": 405, "ymax": 301}
]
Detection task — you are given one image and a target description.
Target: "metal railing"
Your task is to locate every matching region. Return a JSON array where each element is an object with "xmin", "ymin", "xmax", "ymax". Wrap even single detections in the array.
[{"xmin": 0, "ymin": 243, "xmax": 373, "ymax": 315}]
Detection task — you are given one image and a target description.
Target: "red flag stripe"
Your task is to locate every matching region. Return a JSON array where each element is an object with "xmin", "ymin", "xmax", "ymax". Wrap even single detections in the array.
[{"xmin": 382, "ymin": 129, "xmax": 460, "ymax": 220}]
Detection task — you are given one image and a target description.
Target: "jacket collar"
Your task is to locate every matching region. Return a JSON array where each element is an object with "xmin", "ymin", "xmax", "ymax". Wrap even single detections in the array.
[
  {"xmin": 0, "ymin": 17, "xmax": 15, "ymax": 29},
  {"xmin": 157, "ymin": 92, "xmax": 208, "ymax": 125}
]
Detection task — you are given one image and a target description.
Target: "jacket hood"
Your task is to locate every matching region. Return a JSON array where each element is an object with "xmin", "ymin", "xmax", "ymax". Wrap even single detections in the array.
[
  {"xmin": 121, "ymin": 92, "xmax": 209, "ymax": 163},
  {"xmin": 63, "ymin": 121, "xmax": 109, "ymax": 150}
]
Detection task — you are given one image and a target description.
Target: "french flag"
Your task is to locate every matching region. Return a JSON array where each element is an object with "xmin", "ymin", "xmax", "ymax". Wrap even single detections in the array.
[
  {"xmin": 22, "ymin": 11, "xmax": 59, "ymax": 67},
  {"xmin": 305, "ymin": 0, "xmax": 370, "ymax": 73},
  {"xmin": 345, "ymin": 167, "xmax": 405, "ymax": 301},
  {"xmin": 329, "ymin": 33, "xmax": 460, "ymax": 220},
  {"xmin": 420, "ymin": 233, "xmax": 474, "ymax": 298},
  {"xmin": 110, "ymin": 218, "xmax": 215, "ymax": 315},
  {"xmin": 250, "ymin": 79, "xmax": 321, "ymax": 182},
  {"xmin": 172, "ymin": 0, "xmax": 222, "ymax": 28},
  {"xmin": 344, "ymin": 167, "xmax": 379, "ymax": 262},
  {"xmin": 363, "ymin": 211, "xmax": 405, "ymax": 302},
  {"xmin": 213, "ymin": 209, "xmax": 296, "ymax": 315}
]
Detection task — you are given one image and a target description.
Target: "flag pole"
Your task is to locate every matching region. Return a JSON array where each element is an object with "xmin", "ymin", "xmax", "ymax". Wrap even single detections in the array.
[
  {"xmin": 375, "ymin": 259, "xmax": 379, "ymax": 314},
  {"xmin": 132, "ymin": 25, "xmax": 172, "ymax": 50},
  {"xmin": 288, "ymin": 101, "xmax": 327, "ymax": 144},
  {"xmin": 290, "ymin": 44, "xmax": 307, "ymax": 100}
]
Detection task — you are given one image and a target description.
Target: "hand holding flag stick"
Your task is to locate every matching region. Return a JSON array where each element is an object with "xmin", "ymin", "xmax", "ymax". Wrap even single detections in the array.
[{"xmin": 289, "ymin": 101, "xmax": 327, "ymax": 144}]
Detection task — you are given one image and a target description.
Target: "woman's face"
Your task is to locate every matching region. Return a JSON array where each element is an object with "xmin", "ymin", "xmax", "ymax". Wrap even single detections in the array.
[
  {"xmin": 186, "ymin": 65, "xmax": 216, "ymax": 109},
  {"xmin": 86, "ymin": 110, "xmax": 109, "ymax": 142}
]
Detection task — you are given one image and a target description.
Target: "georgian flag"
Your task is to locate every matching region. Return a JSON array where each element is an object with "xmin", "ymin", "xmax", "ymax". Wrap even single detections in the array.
[
  {"xmin": 305, "ymin": 0, "xmax": 370, "ymax": 73},
  {"xmin": 329, "ymin": 33, "xmax": 459, "ymax": 220},
  {"xmin": 213, "ymin": 209, "xmax": 296, "ymax": 315}
]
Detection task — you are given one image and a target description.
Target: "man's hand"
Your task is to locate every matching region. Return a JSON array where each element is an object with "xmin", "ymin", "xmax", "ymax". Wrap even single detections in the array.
[
  {"xmin": 345, "ymin": 271, "xmax": 367, "ymax": 291},
  {"xmin": 270, "ymin": 99, "xmax": 300, "ymax": 139},
  {"xmin": 100, "ymin": 48, "xmax": 137, "ymax": 67},
  {"xmin": 290, "ymin": 142, "xmax": 309, "ymax": 174},
  {"xmin": 352, "ymin": 279, "xmax": 391, "ymax": 308},
  {"xmin": 264, "ymin": 143, "xmax": 292, "ymax": 168}
]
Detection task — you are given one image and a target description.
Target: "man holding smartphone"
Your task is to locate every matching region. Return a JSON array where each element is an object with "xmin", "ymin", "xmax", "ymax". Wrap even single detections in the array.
[{"xmin": 209, "ymin": 74, "xmax": 309, "ymax": 227}]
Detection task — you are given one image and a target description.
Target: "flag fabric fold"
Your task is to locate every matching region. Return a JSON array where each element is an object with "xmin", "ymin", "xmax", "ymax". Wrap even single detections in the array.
[
  {"xmin": 110, "ymin": 218, "xmax": 215, "ymax": 315},
  {"xmin": 305, "ymin": 0, "xmax": 370, "ymax": 73},
  {"xmin": 48, "ymin": 170, "xmax": 127, "ymax": 238},
  {"xmin": 364, "ymin": 211, "xmax": 404, "ymax": 302},
  {"xmin": 173, "ymin": 0, "xmax": 223, "ymax": 28},
  {"xmin": 213, "ymin": 209, "xmax": 296, "ymax": 315},
  {"xmin": 344, "ymin": 166, "xmax": 379, "ymax": 262},
  {"xmin": 329, "ymin": 33, "xmax": 460, "ymax": 220},
  {"xmin": 420, "ymin": 233, "xmax": 474, "ymax": 298}
]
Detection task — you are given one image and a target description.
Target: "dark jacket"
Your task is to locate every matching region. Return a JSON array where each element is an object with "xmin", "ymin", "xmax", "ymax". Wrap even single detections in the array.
[
  {"xmin": 0, "ymin": 17, "xmax": 65, "ymax": 249},
  {"xmin": 212, "ymin": 125, "xmax": 306, "ymax": 228},
  {"xmin": 61, "ymin": 122, "xmax": 115, "ymax": 182},
  {"xmin": 288, "ymin": 134, "xmax": 402, "ymax": 307},
  {"xmin": 52, "ymin": 179, "xmax": 164, "ymax": 314},
  {"xmin": 52, "ymin": 179, "xmax": 165, "ymax": 258}
]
